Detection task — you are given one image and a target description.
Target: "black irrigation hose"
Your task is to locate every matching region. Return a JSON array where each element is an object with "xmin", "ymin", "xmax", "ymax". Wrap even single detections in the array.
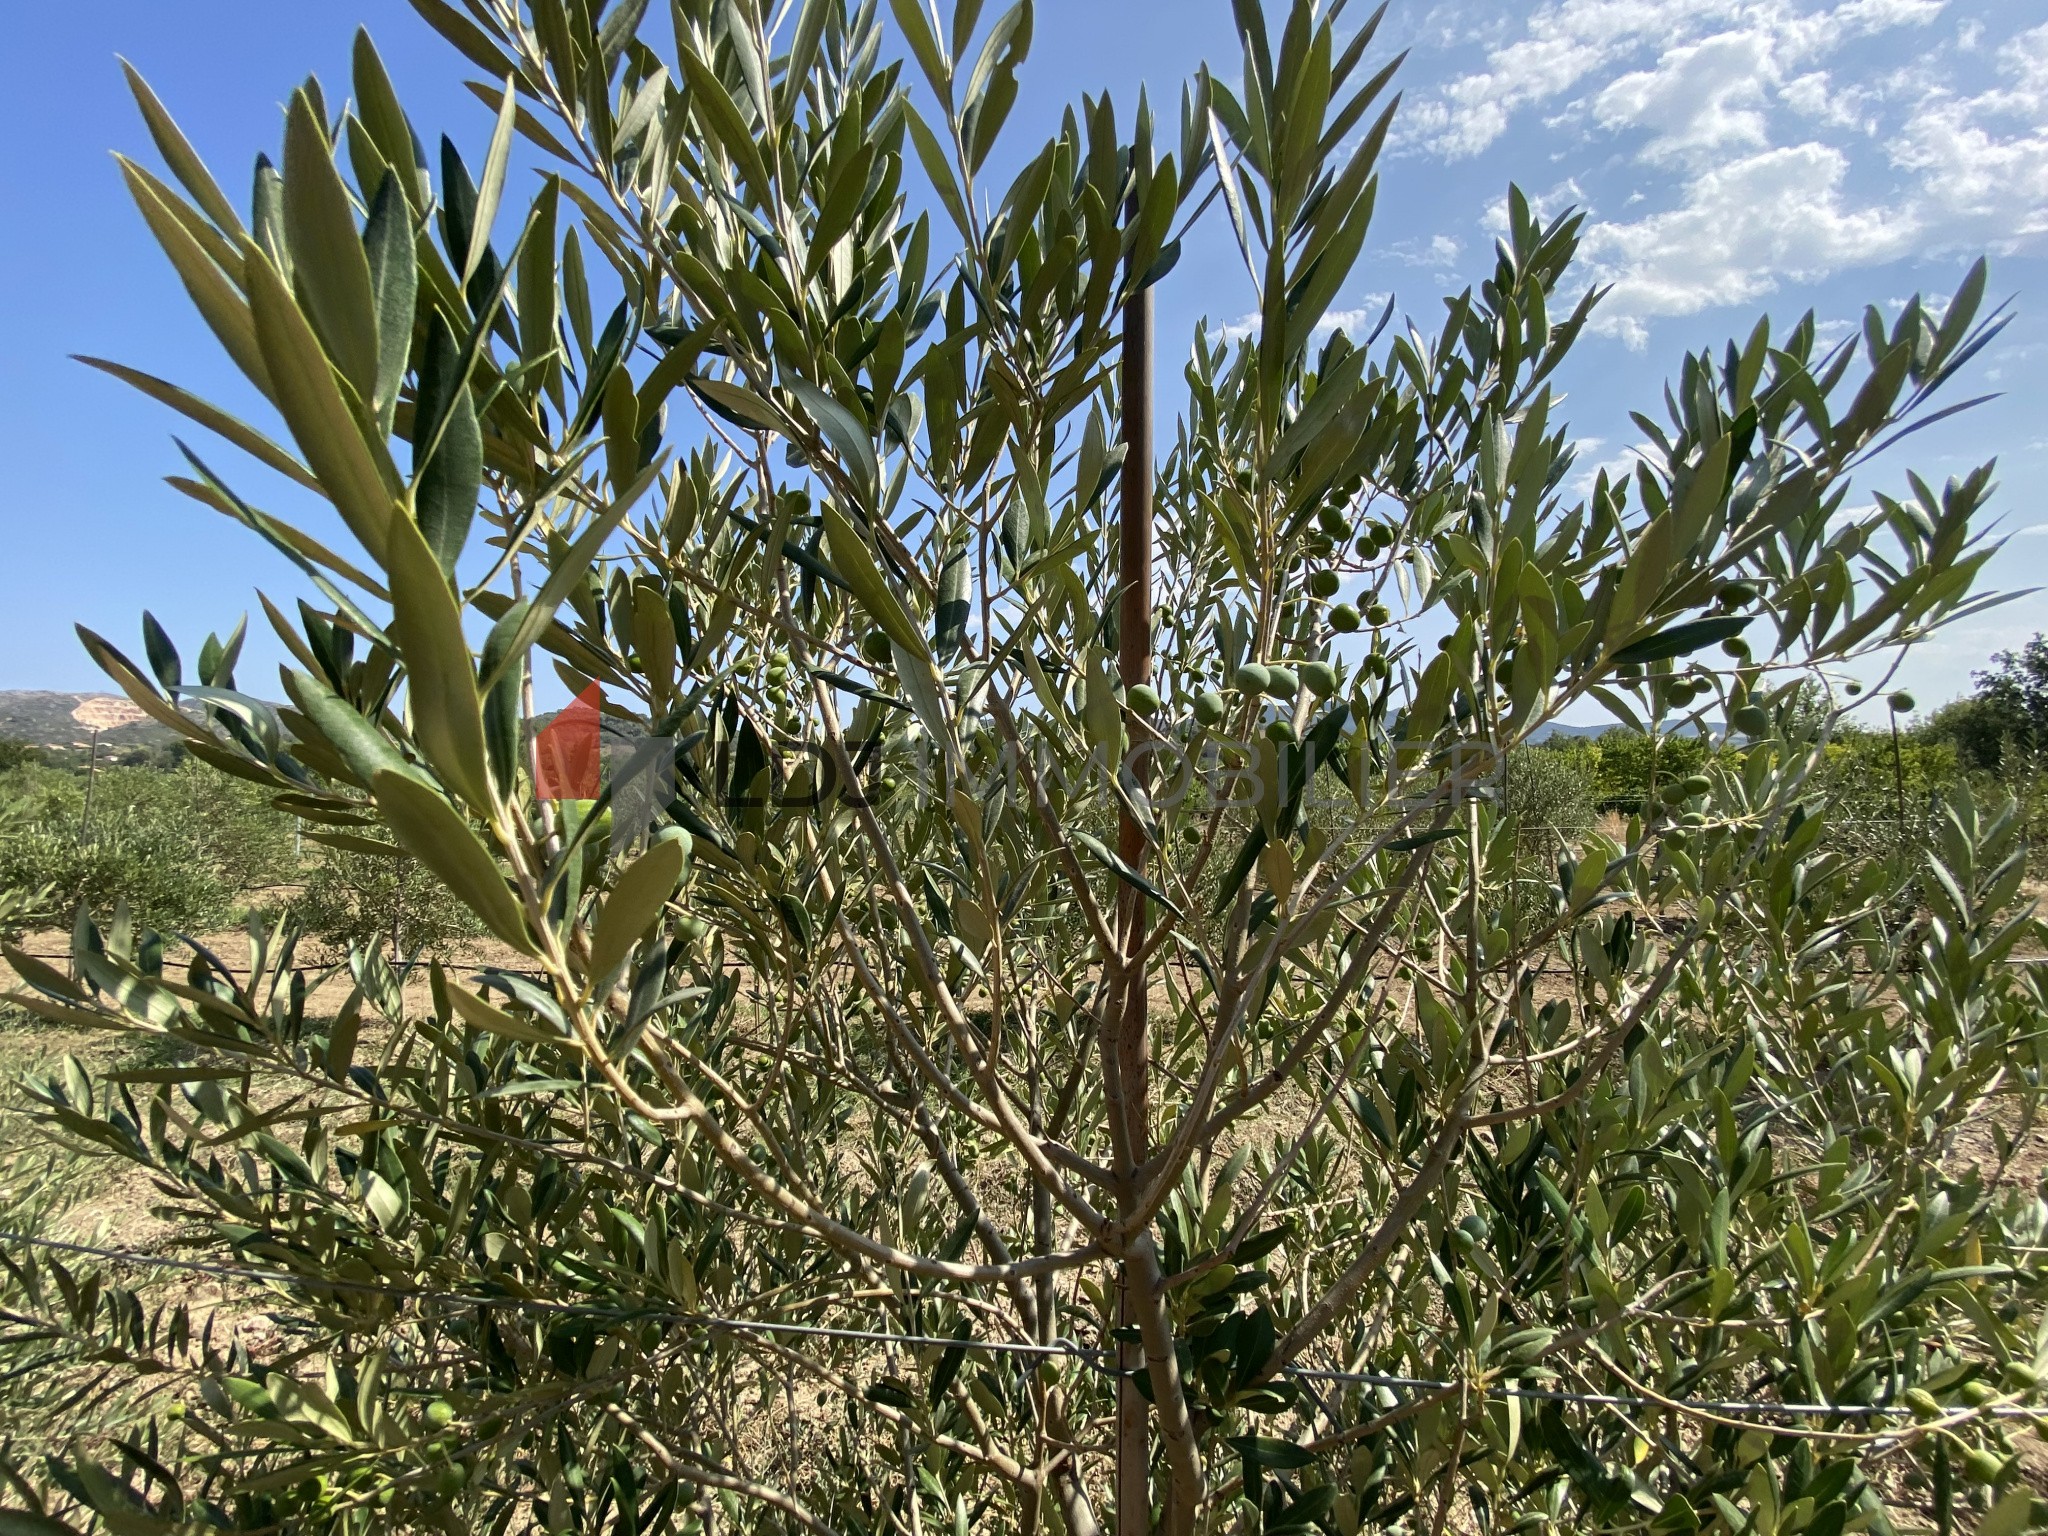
[{"xmin": 2, "ymin": 1229, "xmax": 2039, "ymax": 1422}]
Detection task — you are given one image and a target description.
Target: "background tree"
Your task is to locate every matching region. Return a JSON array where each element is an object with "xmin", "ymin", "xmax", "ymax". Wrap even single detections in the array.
[
  {"xmin": 1927, "ymin": 632, "xmax": 2048, "ymax": 774},
  {"xmin": 5, "ymin": 3, "xmax": 2044, "ymax": 1535},
  {"xmin": 0, "ymin": 752, "xmax": 298, "ymax": 934}
]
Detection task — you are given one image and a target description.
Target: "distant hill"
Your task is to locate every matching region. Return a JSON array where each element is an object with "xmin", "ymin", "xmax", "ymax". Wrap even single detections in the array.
[
  {"xmin": 0, "ymin": 690, "xmax": 1711, "ymax": 756},
  {"xmin": 0, "ymin": 692, "xmax": 181, "ymax": 751}
]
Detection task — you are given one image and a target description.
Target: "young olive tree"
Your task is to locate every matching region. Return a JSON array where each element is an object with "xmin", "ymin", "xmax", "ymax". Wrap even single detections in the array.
[{"xmin": 8, "ymin": 1, "xmax": 2046, "ymax": 1533}]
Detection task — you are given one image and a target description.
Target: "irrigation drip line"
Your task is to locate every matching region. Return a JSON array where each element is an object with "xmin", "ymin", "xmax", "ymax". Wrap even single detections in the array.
[
  {"xmin": 1282, "ymin": 1367, "xmax": 2015, "ymax": 1421},
  {"xmin": 4, "ymin": 1228, "xmax": 2040, "ymax": 1424},
  {"xmin": 12, "ymin": 952, "xmax": 2042, "ymax": 991},
  {"xmin": 0, "ymin": 1229, "xmax": 1109, "ymax": 1355}
]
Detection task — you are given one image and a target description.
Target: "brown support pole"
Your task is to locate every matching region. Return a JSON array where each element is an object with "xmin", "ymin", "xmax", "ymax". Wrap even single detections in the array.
[{"xmin": 1114, "ymin": 236, "xmax": 1156, "ymax": 1536}]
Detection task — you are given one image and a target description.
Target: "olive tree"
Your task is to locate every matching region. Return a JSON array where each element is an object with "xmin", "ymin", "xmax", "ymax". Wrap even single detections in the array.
[{"xmin": 7, "ymin": 1, "xmax": 2046, "ymax": 1534}]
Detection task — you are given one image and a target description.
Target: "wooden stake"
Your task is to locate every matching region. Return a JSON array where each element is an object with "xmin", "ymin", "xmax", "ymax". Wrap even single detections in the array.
[{"xmin": 1114, "ymin": 225, "xmax": 1156, "ymax": 1536}]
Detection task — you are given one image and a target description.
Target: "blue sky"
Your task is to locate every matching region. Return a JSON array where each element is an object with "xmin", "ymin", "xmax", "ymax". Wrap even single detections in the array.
[{"xmin": 0, "ymin": 0, "xmax": 2041, "ymax": 714}]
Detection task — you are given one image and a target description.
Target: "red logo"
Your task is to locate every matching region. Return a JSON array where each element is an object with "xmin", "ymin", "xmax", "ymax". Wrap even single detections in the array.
[{"xmin": 535, "ymin": 683, "xmax": 603, "ymax": 800}]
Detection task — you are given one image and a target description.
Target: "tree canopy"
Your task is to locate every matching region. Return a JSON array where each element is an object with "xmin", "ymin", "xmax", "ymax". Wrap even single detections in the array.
[{"xmin": 4, "ymin": 2, "xmax": 2045, "ymax": 1534}]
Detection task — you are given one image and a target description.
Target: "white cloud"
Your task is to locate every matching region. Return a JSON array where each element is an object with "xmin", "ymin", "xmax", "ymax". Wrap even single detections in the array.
[
  {"xmin": 1212, "ymin": 295, "xmax": 1394, "ymax": 345},
  {"xmin": 1567, "ymin": 433, "xmax": 1678, "ymax": 496},
  {"xmin": 1889, "ymin": 24, "xmax": 2048, "ymax": 249},
  {"xmin": 1410, "ymin": 0, "xmax": 1945, "ymax": 161},
  {"xmin": 1812, "ymin": 317, "xmax": 1856, "ymax": 350},
  {"xmin": 1593, "ymin": 31, "xmax": 1778, "ymax": 165},
  {"xmin": 1414, "ymin": 8, "xmax": 2046, "ymax": 341},
  {"xmin": 1334, "ymin": 7, "xmax": 2040, "ymax": 357},
  {"xmin": 1779, "ymin": 70, "xmax": 1871, "ymax": 130},
  {"xmin": 1380, "ymin": 233, "xmax": 1465, "ymax": 273},
  {"xmin": 1584, "ymin": 143, "xmax": 1917, "ymax": 341},
  {"xmin": 1320, "ymin": 296, "xmax": 1396, "ymax": 337}
]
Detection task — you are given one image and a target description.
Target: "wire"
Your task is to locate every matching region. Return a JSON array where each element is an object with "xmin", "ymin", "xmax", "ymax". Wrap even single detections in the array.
[
  {"xmin": 1285, "ymin": 1367, "xmax": 2040, "ymax": 1421},
  {"xmin": 0, "ymin": 1229, "xmax": 1109, "ymax": 1354},
  {"xmin": 4, "ymin": 1228, "xmax": 2040, "ymax": 1423}
]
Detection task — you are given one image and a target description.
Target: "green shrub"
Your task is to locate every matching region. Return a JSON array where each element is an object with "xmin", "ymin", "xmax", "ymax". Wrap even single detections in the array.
[
  {"xmin": 1586, "ymin": 728, "xmax": 1709, "ymax": 812},
  {"xmin": 0, "ymin": 759, "xmax": 299, "ymax": 933},
  {"xmin": 289, "ymin": 845, "xmax": 486, "ymax": 960},
  {"xmin": 1810, "ymin": 726, "xmax": 1961, "ymax": 841},
  {"xmin": 0, "ymin": 814, "xmax": 235, "ymax": 933},
  {"xmin": 1505, "ymin": 742, "xmax": 1598, "ymax": 847}
]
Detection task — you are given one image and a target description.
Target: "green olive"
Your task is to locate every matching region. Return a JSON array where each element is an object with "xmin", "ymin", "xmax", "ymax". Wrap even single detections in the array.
[
  {"xmin": 1318, "ymin": 503, "xmax": 1351, "ymax": 539},
  {"xmin": 1366, "ymin": 603, "xmax": 1392, "ymax": 627},
  {"xmin": 1233, "ymin": 662, "xmax": 1272, "ymax": 695},
  {"xmin": 861, "ymin": 628, "xmax": 893, "ymax": 665},
  {"xmin": 1889, "ymin": 691, "xmax": 1916, "ymax": 713},
  {"xmin": 1125, "ymin": 683, "xmax": 1161, "ymax": 714},
  {"xmin": 1264, "ymin": 666, "xmax": 1300, "ymax": 698},
  {"xmin": 1264, "ymin": 719, "xmax": 1298, "ymax": 745},
  {"xmin": 425, "ymin": 1400, "xmax": 457, "ymax": 1429},
  {"xmin": 1732, "ymin": 704, "xmax": 1771, "ymax": 736},
  {"xmin": 1193, "ymin": 690, "xmax": 1227, "ymax": 726},
  {"xmin": 1300, "ymin": 661, "xmax": 1340, "ymax": 697},
  {"xmin": 1962, "ymin": 1447, "xmax": 2009, "ymax": 1486},
  {"xmin": 1307, "ymin": 569, "xmax": 1341, "ymax": 599},
  {"xmin": 1329, "ymin": 603, "xmax": 1361, "ymax": 633}
]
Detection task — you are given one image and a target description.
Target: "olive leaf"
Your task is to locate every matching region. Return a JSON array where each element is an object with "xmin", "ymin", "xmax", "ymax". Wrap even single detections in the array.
[
  {"xmin": 369, "ymin": 769, "xmax": 531, "ymax": 953},
  {"xmin": 587, "ymin": 835, "xmax": 687, "ymax": 985}
]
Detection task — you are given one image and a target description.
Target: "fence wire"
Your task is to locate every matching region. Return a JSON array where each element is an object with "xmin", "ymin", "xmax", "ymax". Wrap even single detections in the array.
[{"xmin": 3, "ymin": 1228, "xmax": 2039, "ymax": 1424}]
